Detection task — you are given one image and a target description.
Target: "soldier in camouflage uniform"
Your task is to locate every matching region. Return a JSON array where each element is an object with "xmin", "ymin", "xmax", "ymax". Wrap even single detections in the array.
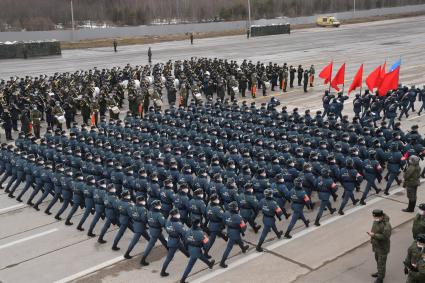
[
  {"xmin": 404, "ymin": 234, "xmax": 425, "ymax": 283},
  {"xmin": 413, "ymin": 204, "xmax": 425, "ymax": 240},
  {"xmin": 368, "ymin": 209, "xmax": 391, "ymax": 283},
  {"xmin": 30, "ymin": 106, "xmax": 42, "ymax": 139},
  {"xmin": 403, "ymin": 155, "xmax": 422, "ymax": 212}
]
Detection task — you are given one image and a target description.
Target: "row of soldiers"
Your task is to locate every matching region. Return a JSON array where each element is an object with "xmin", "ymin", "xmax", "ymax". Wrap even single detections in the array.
[
  {"xmin": 1, "ymin": 97, "xmax": 424, "ymax": 282},
  {"xmin": 322, "ymin": 85, "xmax": 425, "ymax": 130}
]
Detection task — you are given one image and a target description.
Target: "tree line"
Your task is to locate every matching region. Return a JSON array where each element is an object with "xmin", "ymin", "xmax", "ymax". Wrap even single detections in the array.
[{"xmin": 0, "ymin": 0, "xmax": 424, "ymax": 31}]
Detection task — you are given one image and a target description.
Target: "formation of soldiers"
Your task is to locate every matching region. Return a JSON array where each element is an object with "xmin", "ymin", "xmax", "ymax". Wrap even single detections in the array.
[
  {"xmin": 0, "ymin": 91, "xmax": 424, "ymax": 282},
  {"xmin": 323, "ymin": 85, "xmax": 425, "ymax": 130},
  {"xmin": 0, "ymin": 58, "xmax": 318, "ymax": 143}
]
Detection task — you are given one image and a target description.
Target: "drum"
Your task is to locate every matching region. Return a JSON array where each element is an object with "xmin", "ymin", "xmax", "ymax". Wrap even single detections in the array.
[
  {"xmin": 94, "ymin": 87, "xmax": 100, "ymax": 96},
  {"xmin": 111, "ymin": 106, "xmax": 120, "ymax": 114},
  {"xmin": 148, "ymin": 87, "xmax": 154, "ymax": 95},
  {"xmin": 174, "ymin": 79, "xmax": 180, "ymax": 89},
  {"xmin": 134, "ymin": 80, "xmax": 141, "ymax": 89},
  {"xmin": 232, "ymin": 86, "xmax": 239, "ymax": 93},
  {"xmin": 120, "ymin": 80, "xmax": 129, "ymax": 89},
  {"xmin": 194, "ymin": 92, "xmax": 202, "ymax": 99},
  {"xmin": 265, "ymin": 81, "xmax": 271, "ymax": 89},
  {"xmin": 161, "ymin": 76, "xmax": 166, "ymax": 84},
  {"xmin": 153, "ymin": 99, "xmax": 163, "ymax": 107},
  {"xmin": 56, "ymin": 115, "xmax": 66, "ymax": 124}
]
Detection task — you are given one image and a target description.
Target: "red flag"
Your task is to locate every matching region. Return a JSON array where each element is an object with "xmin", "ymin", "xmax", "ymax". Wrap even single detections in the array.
[
  {"xmin": 348, "ymin": 64, "xmax": 363, "ymax": 94},
  {"xmin": 376, "ymin": 62, "xmax": 386, "ymax": 88},
  {"xmin": 319, "ymin": 61, "xmax": 333, "ymax": 84},
  {"xmin": 378, "ymin": 66, "xmax": 400, "ymax": 96},
  {"xmin": 366, "ymin": 65, "xmax": 381, "ymax": 91},
  {"xmin": 330, "ymin": 63, "xmax": 345, "ymax": 91},
  {"xmin": 91, "ymin": 113, "xmax": 95, "ymax": 126}
]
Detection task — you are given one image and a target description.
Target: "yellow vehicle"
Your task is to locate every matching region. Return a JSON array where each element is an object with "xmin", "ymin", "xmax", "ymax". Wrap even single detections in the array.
[{"xmin": 316, "ymin": 16, "xmax": 341, "ymax": 27}]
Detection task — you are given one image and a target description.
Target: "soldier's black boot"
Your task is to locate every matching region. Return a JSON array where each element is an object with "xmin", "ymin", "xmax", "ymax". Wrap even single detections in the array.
[
  {"xmin": 76, "ymin": 225, "xmax": 84, "ymax": 231},
  {"xmin": 8, "ymin": 192, "xmax": 15, "ymax": 198},
  {"xmin": 330, "ymin": 208, "xmax": 337, "ymax": 214},
  {"xmin": 33, "ymin": 204, "xmax": 40, "ymax": 211},
  {"xmin": 97, "ymin": 237, "xmax": 107, "ymax": 244},
  {"xmin": 65, "ymin": 219, "xmax": 73, "ymax": 226},
  {"xmin": 242, "ymin": 244, "xmax": 249, "ymax": 253},
  {"xmin": 360, "ymin": 198, "xmax": 366, "ymax": 206},
  {"xmin": 284, "ymin": 212, "xmax": 291, "ymax": 219},
  {"xmin": 284, "ymin": 231, "xmax": 292, "ymax": 239},
  {"xmin": 180, "ymin": 277, "xmax": 188, "ymax": 283},
  {"xmin": 124, "ymin": 251, "xmax": 132, "ymax": 259},
  {"xmin": 256, "ymin": 245, "xmax": 263, "ymax": 252},
  {"xmin": 140, "ymin": 256, "xmax": 149, "ymax": 266},
  {"xmin": 338, "ymin": 209, "xmax": 345, "ymax": 216},
  {"xmin": 44, "ymin": 209, "xmax": 52, "ymax": 215},
  {"xmin": 219, "ymin": 259, "xmax": 227, "ymax": 268},
  {"xmin": 276, "ymin": 231, "xmax": 283, "ymax": 239},
  {"xmin": 371, "ymin": 272, "xmax": 378, "ymax": 277},
  {"xmin": 87, "ymin": 230, "xmax": 96, "ymax": 237},
  {"xmin": 111, "ymin": 245, "xmax": 120, "ymax": 251},
  {"xmin": 208, "ymin": 259, "xmax": 215, "ymax": 269},
  {"xmin": 160, "ymin": 269, "xmax": 169, "ymax": 277},
  {"xmin": 402, "ymin": 200, "xmax": 416, "ymax": 213}
]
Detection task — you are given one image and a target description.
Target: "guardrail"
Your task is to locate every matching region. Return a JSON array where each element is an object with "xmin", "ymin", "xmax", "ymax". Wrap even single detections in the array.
[{"xmin": 0, "ymin": 41, "xmax": 61, "ymax": 59}]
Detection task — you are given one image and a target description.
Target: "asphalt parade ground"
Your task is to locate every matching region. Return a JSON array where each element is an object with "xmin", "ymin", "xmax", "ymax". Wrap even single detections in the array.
[{"xmin": 1, "ymin": 15, "xmax": 425, "ymax": 283}]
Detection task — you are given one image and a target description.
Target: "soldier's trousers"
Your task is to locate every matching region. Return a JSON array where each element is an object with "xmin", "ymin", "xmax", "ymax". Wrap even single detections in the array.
[
  {"xmin": 88, "ymin": 205, "xmax": 105, "ymax": 234},
  {"xmin": 34, "ymin": 183, "xmax": 53, "ymax": 207},
  {"xmin": 385, "ymin": 172, "xmax": 400, "ymax": 192},
  {"xmin": 374, "ymin": 252, "xmax": 388, "ymax": 280},
  {"xmin": 142, "ymin": 229, "xmax": 167, "ymax": 259},
  {"xmin": 99, "ymin": 217, "xmax": 117, "ymax": 240},
  {"xmin": 339, "ymin": 190, "xmax": 356, "ymax": 211},
  {"xmin": 28, "ymin": 183, "xmax": 43, "ymax": 203},
  {"xmin": 258, "ymin": 224, "xmax": 279, "ymax": 247},
  {"xmin": 182, "ymin": 251, "xmax": 210, "ymax": 280},
  {"xmin": 162, "ymin": 243, "xmax": 189, "ymax": 272},
  {"xmin": 286, "ymin": 211, "xmax": 308, "ymax": 233},
  {"xmin": 113, "ymin": 221, "xmax": 132, "ymax": 247},
  {"xmin": 126, "ymin": 228, "xmax": 150, "ymax": 255},
  {"xmin": 5, "ymin": 170, "xmax": 17, "ymax": 191},
  {"xmin": 362, "ymin": 177, "xmax": 379, "ymax": 200},
  {"xmin": 418, "ymin": 103, "xmax": 425, "ymax": 115},
  {"xmin": 315, "ymin": 199, "xmax": 333, "ymax": 223},
  {"xmin": 242, "ymin": 216, "xmax": 258, "ymax": 231},
  {"xmin": 205, "ymin": 230, "xmax": 226, "ymax": 252},
  {"xmin": 56, "ymin": 198, "xmax": 71, "ymax": 218},
  {"xmin": 222, "ymin": 238, "xmax": 245, "ymax": 262},
  {"xmin": 399, "ymin": 107, "xmax": 409, "ymax": 119},
  {"xmin": 65, "ymin": 202, "xmax": 81, "ymax": 222},
  {"xmin": 8, "ymin": 171, "xmax": 24, "ymax": 195},
  {"xmin": 17, "ymin": 177, "xmax": 34, "ymax": 199},
  {"xmin": 45, "ymin": 189, "xmax": 62, "ymax": 212},
  {"xmin": 77, "ymin": 200, "xmax": 94, "ymax": 228}
]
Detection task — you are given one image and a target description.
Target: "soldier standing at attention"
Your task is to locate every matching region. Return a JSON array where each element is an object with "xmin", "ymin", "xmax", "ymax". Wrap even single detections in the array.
[
  {"xmin": 403, "ymin": 155, "xmax": 421, "ymax": 212},
  {"xmin": 412, "ymin": 204, "xmax": 425, "ymax": 240},
  {"xmin": 289, "ymin": 65, "xmax": 296, "ymax": 88},
  {"xmin": 113, "ymin": 39, "xmax": 117, "ymax": 52},
  {"xmin": 148, "ymin": 47, "xmax": 152, "ymax": 64},
  {"xmin": 190, "ymin": 33, "xmax": 194, "ymax": 45},
  {"xmin": 367, "ymin": 209, "xmax": 391, "ymax": 283},
  {"xmin": 297, "ymin": 65, "xmax": 304, "ymax": 86},
  {"xmin": 303, "ymin": 70, "xmax": 309, "ymax": 93},
  {"xmin": 309, "ymin": 64, "xmax": 315, "ymax": 87},
  {"xmin": 30, "ymin": 106, "xmax": 42, "ymax": 139}
]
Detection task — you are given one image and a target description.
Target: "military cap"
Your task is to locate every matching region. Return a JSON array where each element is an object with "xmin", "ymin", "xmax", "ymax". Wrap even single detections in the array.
[
  {"xmin": 136, "ymin": 195, "xmax": 146, "ymax": 202},
  {"xmin": 228, "ymin": 201, "xmax": 238, "ymax": 211},
  {"xmin": 372, "ymin": 209, "xmax": 384, "ymax": 217},
  {"xmin": 151, "ymin": 200, "xmax": 161, "ymax": 207},
  {"xmin": 194, "ymin": 188, "xmax": 204, "ymax": 195},
  {"xmin": 169, "ymin": 208, "xmax": 179, "ymax": 217},
  {"xmin": 264, "ymin": 189, "xmax": 273, "ymax": 198},
  {"xmin": 294, "ymin": 177, "xmax": 303, "ymax": 187},
  {"xmin": 210, "ymin": 194, "xmax": 219, "ymax": 202},
  {"xmin": 416, "ymin": 234, "xmax": 425, "ymax": 244},
  {"xmin": 121, "ymin": 190, "xmax": 130, "ymax": 198}
]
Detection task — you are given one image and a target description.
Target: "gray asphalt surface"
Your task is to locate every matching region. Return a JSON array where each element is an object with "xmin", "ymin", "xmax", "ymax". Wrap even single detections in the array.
[{"xmin": 0, "ymin": 16, "xmax": 425, "ymax": 283}]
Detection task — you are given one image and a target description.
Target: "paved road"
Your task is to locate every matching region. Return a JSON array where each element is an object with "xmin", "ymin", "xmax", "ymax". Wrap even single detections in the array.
[{"xmin": 0, "ymin": 16, "xmax": 425, "ymax": 283}]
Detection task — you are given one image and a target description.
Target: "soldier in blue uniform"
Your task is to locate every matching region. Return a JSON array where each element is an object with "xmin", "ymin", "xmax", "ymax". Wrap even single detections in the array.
[
  {"xmin": 160, "ymin": 208, "xmax": 189, "ymax": 277},
  {"xmin": 112, "ymin": 190, "xmax": 133, "ymax": 250},
  {"xmin": 189, "ymin": 189, "xmax": 207, "ymax": 227},
  {"xmin": 54, "ymin": 169, "xmax": 74, "ymax": 220},
  {"xmin": 44, "ymin": 164, "xmax": 64, "ymax": 215},
  {"xmin": 98, "ymin": 184, "xmax": 119, "ymax": 244},
  {"xmin": 285, "ymin": 177, "xmax": 312, "ymax": 239},
  {"xmin": 124, "ymin": 195, "xmax": 150, "ymax": 259},
  {"xmin": 256, "ymin": 189, "xmax": 284, "ymax": 252},
  {"xmin": 87, "ymin": 179, "xmax": 107, "ymax": 237},
  {"xmin": 175, "ymin": 182, "xmax": 191, "ymax": 226},
  {"xmin": 314, "ymin": 168, "xmax": 338, "ymax": 226},
  {"xmin": 219, "ymin": 201, "xmax": 249, "ymax": 267},
  {"xmin": 180, "ymin": 219, "xmax": 215, "ymax": 283},
  {"xmin": 160, "ymin": 178, "xmax": 176, "ymax": 218},
  {"xmin": 76, "ymin": 175, "xmax": 96, "ymax": 231},
  {"xmin": 338, "ymin": 158, "xmax": 363, "ymax": 215},
  {"xmin": 7, "ymin": 150, "xmax": 27, "ymax": 198},
  {"xmin": 33, "ymin": 161, "xmax": 54, "ymax": 211},
  {"xmin": 65, "ymin": 172, "xmax": 85, "ymax": 225},
  {"xmin": 205, "ymin": 194, "xmax": 228, "ymax": 257},
  {"xmin": 237, "ymin": 183, "xmax": 261, "ymax": 233},
  {"xmin": 140, "ymin": 200, "xmax": 168, "ymax": 266},
  {"xmin": 26, "ymin": 157, "xmax": 45, "ymax": 206},
  {"xmin": 361, "ymin": 150, "xmax": 383, "ymax": 205},
  {"xmin": 384, "ymin": 142, "xmax": 405, "ymax": 195}
]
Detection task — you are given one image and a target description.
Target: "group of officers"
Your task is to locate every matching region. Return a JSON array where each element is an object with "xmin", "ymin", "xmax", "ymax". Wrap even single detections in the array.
[{"xmin": 0, "ymin": 90, "xmax": 425, "ymax": 282}]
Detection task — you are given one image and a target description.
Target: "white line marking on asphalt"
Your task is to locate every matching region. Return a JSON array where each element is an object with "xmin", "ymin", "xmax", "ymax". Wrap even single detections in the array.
[
  {"xmin": 0, "ymin": 204, "xmax": 26, "ymax": 214},
  {"xmin": 191, "ymin": 185, "xmax": 411, "ymax": 283},
  {"xmin": 0, "ymin": 228, "xmax": 59, "ymax": 250},
  {"xmin": 53, "ymin": 256, "xmax": 124, "ymax": 283},
  {"xmin": 407, "ymin": 113, "xmax": 425, "ymax": 121}
]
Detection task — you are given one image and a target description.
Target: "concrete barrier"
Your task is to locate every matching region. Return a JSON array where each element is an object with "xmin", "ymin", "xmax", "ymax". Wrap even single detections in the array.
[
  {"xmin": 0, "ymin": 41, "xmax": 61, "ymax": 59},
  {"xmin": 251, "ymin": 24, "xmax": 290, "ymax": 37}
]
